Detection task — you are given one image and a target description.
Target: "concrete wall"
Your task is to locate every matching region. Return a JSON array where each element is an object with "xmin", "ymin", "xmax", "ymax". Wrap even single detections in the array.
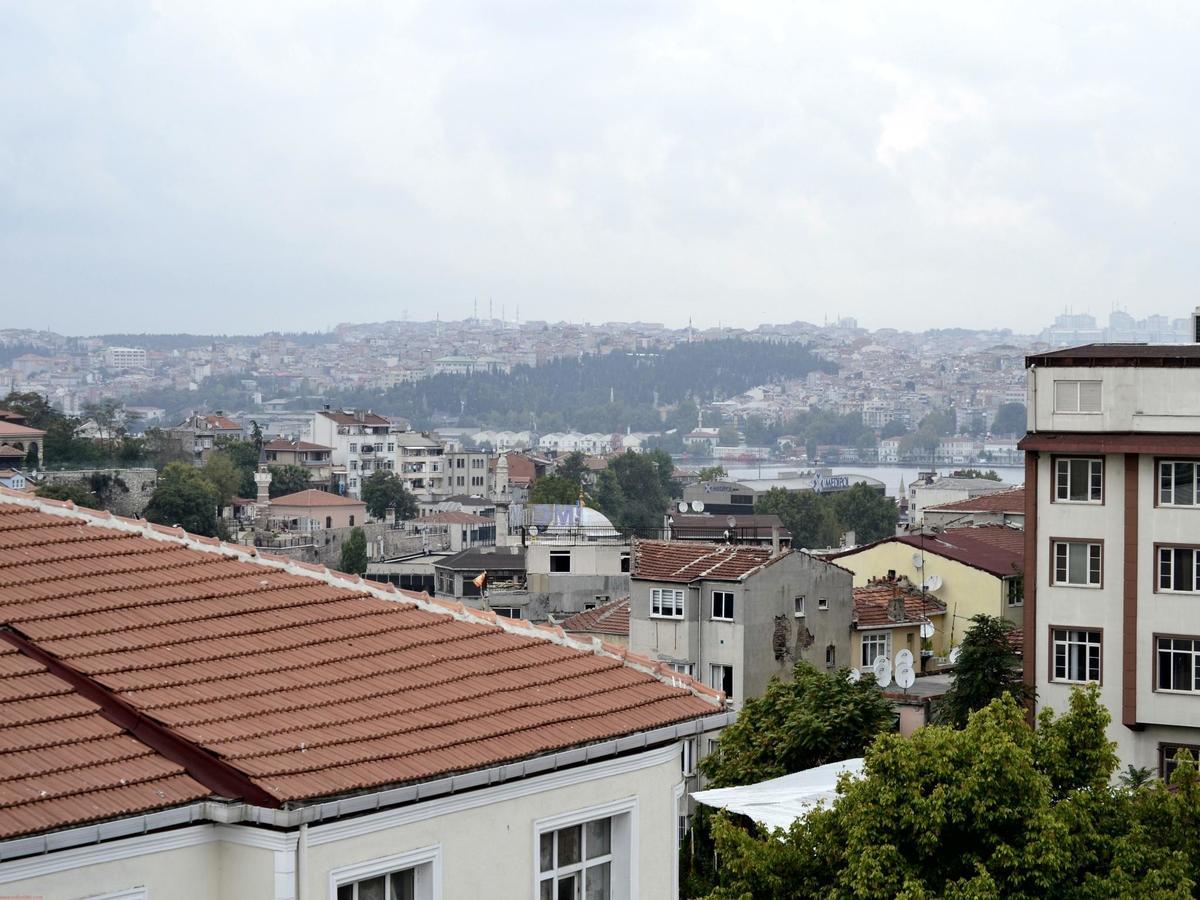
[
  {"xmin": 1029, "ymin": 365, "xmax": 1200, "ymax": 434},
  {"xmin": 525, "ymin": 542, "xmax": 631, "ymax": 619},
  {"xmin": 40, "ymin": 467, "xmax": 158, "ymax": 516}
]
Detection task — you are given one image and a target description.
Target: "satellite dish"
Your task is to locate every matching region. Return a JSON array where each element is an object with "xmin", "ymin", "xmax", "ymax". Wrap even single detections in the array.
[
  {"xmin": 528, "ymin": 526, "xmax": 539, "ymax": 537},
  {"xmin": 922, "ymin": 575, "xmax": 943, "ymax": 592},
  {"xmin": 919, "ymin": 621, "xmax": 936, "ymax": 640},
  {"xmin": 726, "ymin": 515, "xmax": 737, "ymax": 528},
  {"xmin": 872, "ymin": 655, "xmax": 892, "ymax": 688},
  {"xmin": 896, "ymin": 666, "xmax": 916, "ymax": 690},
  {"xmin": 677, "ymin": 501, "xmax": 688, "ymax": 513},
  {"xmin": 949, "ymin": 646, "xmax": 962, "ymax": 665},
  {"xmin": 693, "ymin": 500, "xmax": 705, "ymax": 512},
  {"xmin": 847, "ymin": 667, "xmax": 862, "ymax": 684},
  {"xmin": 911, "ymin": 552, "xmax": 924, "ymax": 569},
  {"xmin": 895, "ymin": 649, "xmax": 914, "ymax": 669}
]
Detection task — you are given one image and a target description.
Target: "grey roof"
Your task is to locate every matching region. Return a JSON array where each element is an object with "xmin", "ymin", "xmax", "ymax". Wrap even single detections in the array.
[{"xmin": 434, "ymin": 548, "xmax": 526, "ymax": 572}]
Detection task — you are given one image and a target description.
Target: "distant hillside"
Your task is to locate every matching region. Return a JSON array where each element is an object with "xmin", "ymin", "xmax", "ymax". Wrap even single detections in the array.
[{"xmin": 331, "ymin": 339, "xmax": 835, "ymax": 432}]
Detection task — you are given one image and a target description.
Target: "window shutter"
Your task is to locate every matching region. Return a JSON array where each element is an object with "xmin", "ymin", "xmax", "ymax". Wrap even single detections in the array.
[{"xmin": 1078, "ymin": 381, "xmax": 1102, "ymax": 412}]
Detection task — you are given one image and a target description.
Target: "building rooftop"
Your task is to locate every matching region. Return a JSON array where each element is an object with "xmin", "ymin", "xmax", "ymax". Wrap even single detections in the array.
[
  {"xmin": 1026, "ymin": 343, "xmax": 1200, "ymax": 368},
  {"xmin": 632, "ymin": 539, "xmax": 784, "ymax": 583},
  {"xmin": 262, "ymin": 439, "xmax": 333, "ymax": 452},
  {"xmin": 560, "ymin": 597, "xmax": 631, "ymax": 637},
  {"xmin": 434, "ymin": 548, "xmax": 527, "ymax": 572},
  {"xmin": 317, "ymin": 409, "xmax": 392, "ymax": 426},
  {"xmin": 0, "ymin": 494, "xmax": 718, "ymax": 839},
  {"xmin": 417, "ymin": 511, "xmax": 494, "ymax": 526},
  {"xmin": 853, "ymin": 577, "xmax": 947, "ymax": 629},
  {"xmin": 924, "ymin": 486, "xmax": 1026, "ymax": 514},
  {"xmin": 269, "ymin": 489, "xmax": 365, "ymax": 508},
  {"xmin": 896, "ymin": 525, "xmax": 1024, "ymax": 578}
]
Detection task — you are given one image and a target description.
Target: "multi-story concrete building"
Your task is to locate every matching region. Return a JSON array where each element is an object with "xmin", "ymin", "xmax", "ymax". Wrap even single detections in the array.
[
  {"xmin": 308, "ymin": 408, "xmax": 393, "ymax": 497},
  {"xmin": 1020, "ymin": 335, "xmax": 1200, "ymax": 776},
  {"xmin": 102, "ymin": 346, "xmax": 147, "ymax": 369},
  {"xmin": 628, "ymin": 539, "xmax": 854, "ymax": 711}
]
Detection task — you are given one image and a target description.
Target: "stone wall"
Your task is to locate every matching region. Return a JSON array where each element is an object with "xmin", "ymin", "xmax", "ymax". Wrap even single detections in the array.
[
  {"xmin": 249, "ymin": 523, "xmax": 447, "ymax": 570},
  {"xmin": 40, "ymin": 468, "xmax": 158, "ymax": 516}
]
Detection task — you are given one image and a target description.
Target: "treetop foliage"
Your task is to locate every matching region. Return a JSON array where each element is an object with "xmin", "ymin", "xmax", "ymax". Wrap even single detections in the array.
[{"xmin": 755, "ymin": 482, "xmax": 898, "ymax": 548}]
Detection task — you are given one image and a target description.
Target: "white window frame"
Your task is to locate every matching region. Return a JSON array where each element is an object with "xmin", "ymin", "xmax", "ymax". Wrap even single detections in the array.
[
  {"xmin": 329, "ymin": 844, "xmax": 442, "ymax": 900},
  {"xmin": 817, "ymin": 596, "xmax": 829, "ymax": 610},
  {"xmin": 794, "ymin": 596, "xmax": 805, "ymax": 617},
  {"xmin": 1051, "ymin": 628, "xmax": 1101, "ymax": 684},
  {"xmin": 492, "ymin": 607, "xmax": 522, "ymax": 619},
  {"xmin": 1054, "ymin": 457, "xmax": 1103, "ymax": 503},
  {"xmin": 1156, "ymin": 636, "xmax": 1200, "ymax": 694},
  {"xmin": 681, "ymin": 738, "xmax": 696, "ymax": 776},
  {"xmin": 861, "ymin": 631, "xmax": 891, "ymax": 668},
  {"xmin": 1006, "ymin": 577, "xmax": 1024, "ymax": 607},
  {"xmin": 1159, "ymin": 460, "xmax": 1200, "ymax": 507},
  {"xmin": 711, "ymin": 590, "xmax": 734, "ymax": 621},
  {"xmin": 533, "ymin": 797, "xmax": 637, "ymax": 900},
  {"xmin": 549, "ymin": 551, "xmax": 572, "ymax": 573},
  {"xmin": 1054, "ymin": 380, "xmax": 1102, "ymax": 413},
  {"xmin": 1158, "ymin": 546, "xmax": 1200, "ymax": 593},
  {"xmin": 667, "ymin": 660, "xmax": 694, "ymax": 677},
  {"xmin": 1052, "ymin": 540, "xmax": 1102, "ymax": 587},
  {"xmin": 1161, "ymin": 743, "xmax": 1200, "ymax": 779},
  {"xmin": 710, "ymin": 663, "xmax": 734, "ymax": 700},
  {"xmin": 651, "ymin": 588, "xmax": 684, "ymax": 618}
]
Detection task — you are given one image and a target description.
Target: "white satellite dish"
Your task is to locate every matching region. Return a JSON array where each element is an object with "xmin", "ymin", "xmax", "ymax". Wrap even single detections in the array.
[
  {"xmin": 895, "ymin": 649, "xmax": 914, "ymax": 669},
  {"xmin": 896, "ymin": 666, "xmax": 916, "ymax": 690},
  {"xmin": 528, "ymin": 525, "xmax": 539, "ymax": 537},
  {"xmin": 847, "ymin": 667, "xmax": 862, "ymax": 684},
  {"xmin": 919, "ymin": 621, "xmax": 936, "ymax": 640},
  {"xmin": 922, "ymin": 575, "xmax": 943, "ymax": 592},
  {"xmin": 726, "ymin": 515, "xmax": 737, "ymax": 528},
  {"xmin": 949, "ymin": 646, "xmax": 962, "ymax": 665},
  {"xmin": 911, "ymin": 552, "xmax": 924, "ymax": 569},
  {"xmin": 677, "ymin": 501, "xmax": 688, "ymax": 513},
  {"xmin": 872, "ymin": 655, "xmax": 892, "ymax": 688},
  {"xmin": 693, "ymin": 500, "xmax": 705, "ymax": 512}
]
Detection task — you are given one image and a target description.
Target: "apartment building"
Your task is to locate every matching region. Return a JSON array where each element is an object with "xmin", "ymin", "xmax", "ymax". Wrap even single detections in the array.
[
  {"xmin": 1020, "ymin": 337, "xmax": 1200, "ymax": 775},
  {"xmin": 308, "ymin": 408, "xmax": 394, "ymax": 498}
]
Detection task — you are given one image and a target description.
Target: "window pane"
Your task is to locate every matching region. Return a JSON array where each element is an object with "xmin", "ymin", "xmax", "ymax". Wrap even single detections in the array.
[
  {"xmin": 541, "ymin": 832, "xmax": 554, "ymax": 872},
  {"xmin": 1176, "ymin": 463, "xmax": 1195, "ymax": 506},
  {"xmin": 557, "ymin": 874, "xmax": 579, "ymax": 900},
  {"xmin": 541, "ymin": 880, "xmax": 554, "ymax": 900},
  {"xmin": 1088, "ymin": 545, "xmax": 1101, "ymax": 584},
  {"xmin": 1160, "ymin": 547, "xmax": 1172, "ymax": 589},
  {"xmin": 357, "ymin": 876, "xmax": 387, "ymax": 900},
  {"xmin": 585, "ymin": 862, "xmax": 611, "ymax": 900},
  {"xmin": 558, "ymin": 825, "xmax": 582, "ymax": 866},
  {"xmin": 585, "ymin": 818, "xmax": 611, "ymax": 857},
  {"xmin": 1068, "ymin": 542, "xmax": 1088, "ymax": 583},
  {"xmin": 1175, "ymin": 548, "xmax": 1192, "ymax": 592},
  {"xmin": 1090, "ymin": 460, "xmax": 1102, "ymax": 500},
  {"xmin": 1055, "ymin": 381, "xmax": 1076, "ymax": 412},
  {"xmin": 390, "ymin": 870, "xmax": 415, "ymax": 900},
  {"xmin": 1161, "ymin": 463, "xmax": 1173, "ymax": 504},
  {"xmin": 338, "ymin": 887, "xmax": 353, "ymax": 900},
  {"xmin": 1079, "ymin": 381, "xmax": 1102, "ymax": 411},
  {"xmin": 1069, "ymin": 460, "xmax": 1089, "ymax": 500}
]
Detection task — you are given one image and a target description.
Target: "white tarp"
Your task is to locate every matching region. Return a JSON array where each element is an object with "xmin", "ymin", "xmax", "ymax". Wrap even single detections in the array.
[{"xmin": 690, "ymin": 758, "xmax": 864, "ymax": 832}]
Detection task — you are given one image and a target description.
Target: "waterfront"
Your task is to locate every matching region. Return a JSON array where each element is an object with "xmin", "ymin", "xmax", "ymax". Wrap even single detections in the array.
[{"xmin": 718, "ymin": 463, "xmax": 1024, "ymax": 498}]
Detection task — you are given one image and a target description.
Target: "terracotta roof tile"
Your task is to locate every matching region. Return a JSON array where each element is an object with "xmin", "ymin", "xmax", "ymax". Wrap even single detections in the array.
[
  {"xmin": 853, "ymin": 579, "xmax": 947, "ymax": 629},
  {"xmin": 925, "ymin": 486, "xmax": 1026, "ymax": 514},
  {"xmin": 631, "ymin": 539, "xmax": 780, "ymax": 582},
  {"xmin": 0, "ymin": 493, "xmax": 719, "ymax": 838},
  {"xmin": 269, "ymin": 489, "xmax": 365, "ymax": 508},
  {"xmin": 560, "ymin": 597, "xmax": 630, "ymax": 636}
]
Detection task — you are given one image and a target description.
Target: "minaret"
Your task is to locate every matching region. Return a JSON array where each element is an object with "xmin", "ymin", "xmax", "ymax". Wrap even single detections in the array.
[{"xmin": 254, "ymin": 451, "xmax": 272, "ymax": 527}]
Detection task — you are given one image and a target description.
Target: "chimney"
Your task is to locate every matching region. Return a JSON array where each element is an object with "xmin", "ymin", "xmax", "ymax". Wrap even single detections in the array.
[
  {"xmin": 771, "ymin": 524, "xmax": 780, "ymax": 555},
  {"xmin": 887, "ymin": 569, "xmax": 896, "ymax": 581},
  {"xmin": 888, "ymin": 586, "xmax": 905, "ymax": 622}
]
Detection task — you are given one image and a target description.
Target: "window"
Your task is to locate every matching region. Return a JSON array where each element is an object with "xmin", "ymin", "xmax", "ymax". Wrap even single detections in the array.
[
  {"xmin": 731, "ymin": 494, "xmax": 754, "ymax": 506},
  {"xmin": 817, "ymin": 596, "xmax": 829, "ymax": 610},
  {"xmin": 1053, "ymin": 540, "xmax": 1102, "ymax": 586},
  {"xmin": 492, "ymin": 607, "xmax": 522, "ymax": 619},
  {"xmin": 387, "ymin": 443, "xmax": 394, "ymax": 452},
  {"xmin": 538, "ymin": 817, "xmax": 615, "ymax": 900},
  {"xmin": 620, "ymin": 552, "xmax": 630, "ymax": 573},
  {"xmin": 456, "ymin": 458, "xmax": 465, "ymax": 468},
  {"xmin": 1160, "ymin": 461, "xmax": 1200, "ymax": 507},
  {"xmin": 471, "ymin": 476, "xmax": 483, "ymax": 487},
  {"xmin": 825, "ymin": 644, "xmax": 836, "ymax": 668},
  {"xmin": 681, "ymin": 738, "xmax": 696, "ymax": 776},
  {"xmin": 710, "ymin": 664, "xmax": 734, "ymax": 699},
  {"xmin": 349, "ymin": 443, "xmax": 358, "ymax": 452},
  {"xmin": 337, "ymin": 871, "xmax": 414, "ymax": 900},
  {"xmin": 794, "ymin": 596, "xmax": 805, "ymax": 617},
  {"xmin": 1160, "ymin": 743, "xmax": 1200, "ymax": 780},
  {"xmin": 861, "ymin": 631, "xmax": 891, "ymax": 667},
  {"xmin": 651, "ymin": 588, "xmax": 684, "ymax": 618},
  {"xmin": 1156, "ymin": 636, "xmax": 1200, "ymax": 693},
  {"xmin": 711, "ymin": 591, "xmax": 734, "ymax": 621},
  {"xmin": 668, "ymin": 661, "xmax": 694, "ymax": 677},
  {"xmin": 549, "ymin": 551, "xmax": 571, "ymax": 573},
  {"xmin": 1055, "ymin": 457, "xmax": 1103, "ymax": 503},
  {"xmin": 1158, "ymin": 546, "xmax": 1200, "ymax": 592},
  {"xmin": 1006, "ymin": 577, "xmax": 1024, "ymax": 607},
  {"xmin": 472, "ymin": 458, "xmax": 484, "ymax": 469},
  {"xmin": 1052, "ymin": 628, "xmax": 1101, "ymax": 683},
  {"xmin": 325, "ymin": 516, "xmax": 332, "ymax": 529},
  {"xmin": 349, "ymin": 515, "xmax": 355, "ymax": 526},
  {"xmin": 1054, "ymin": 380, "xmax": 1102, "ymax": 413}
]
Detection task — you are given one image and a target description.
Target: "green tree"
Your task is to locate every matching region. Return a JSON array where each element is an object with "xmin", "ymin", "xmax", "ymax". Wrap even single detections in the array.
[
  {"xmin": 555, "ymin": 451, "xmax": 588, "ymax": 487},
  {"xmin": 880, "ymin": 419, "xmax": 908, "ymax": 439},
  {"xmin": 717, "ymin": 425, "xmax": 740, "ymax": 447},
  {"xmin": 697, "ymin": 464, "xmax": 727, "ymax": 482},
  {"xmin": 950, "ymin": 467, "xmax": 1002, "ymax": 481},
  {"xmin": 754, "ymin": 488, "xmax": 840, "ymax": 550},
  {"xmin": 268, "ymin": 464, "xmax": 311, "ymax": 498},
  {"xmin": 700, "ymin": 663, "xmax": 895, "ymax": 789},
  {"xmin": 144, "ymin": 462, "xmax": 219, "ymax": 537},
  {"xmin": 592, "ymin": 469, "xmax": 626, "ymax": 524},
  {"xmin": 933, "ymin": 614, "xmax": 1030, "ymax": 728},
  {"xmin": 202, "ymin": 452, "xmax": 243, "ymax": 514},
  {"xmin": 992, "ymin": 401, "xmax": 1027, "ymax": 436},
  {"xmin": 829, "ymin": 483, "xmax": 898, "ymax": 543},
  {"xmin": 360, "ymin": 470, "xmax": 418, "ymax": 521},
  {"xmin": 35, "ymin": 481, "xmax": 102, "ymax": 509},
  {"xmin": 599, "ymin": 451, "xmax": 672, "ymax": 535},
  {"xmin": 339, "ymin": 526, "xmax": 368, "ymax": 575},
  {"xmin": 529, "ymin": 474, "xmax": 582, "ymax": 505}
]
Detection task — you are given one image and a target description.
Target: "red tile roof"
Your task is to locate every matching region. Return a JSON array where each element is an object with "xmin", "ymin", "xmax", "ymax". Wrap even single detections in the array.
[
  {"xmin": 263, "ymin": 439, "xmax": 333, "ymax": 452},
  {"xmin": 560, "ymin": 598, "xmax": 630, "ymax": 637},
  {"xmin": 895, "ymin": 526, "xmax": 1024, "ymax": 578},
  {"xmin": 853, "ymin": 579, "xmax": 947, "ymax": 629},
  {"xmin": 317, "ymin": 409, "xmax": 391, "ymax": 426},
  {"xmin": 0, "ymin": 422, "xmax": 46, "ymax": 439},
  {"xmin": 632, "ymin": 539, "xmax": 780, "ymax": 582},
  {"xmin": 269, "ymin": 489, "xmax": 365, "ymax": 508},
  {"xmin": 925, "ymin": 486, "xmax": 1026, "ymax": 514},
  {"xmin": 0, "ymin": 495, "xmax": 718, "ymax": 838}
]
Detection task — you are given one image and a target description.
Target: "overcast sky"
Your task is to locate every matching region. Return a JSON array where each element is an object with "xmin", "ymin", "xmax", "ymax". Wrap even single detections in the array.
[{"xmin": 4, "ymin": 2, "xmax": 1199, "ymax": 336}]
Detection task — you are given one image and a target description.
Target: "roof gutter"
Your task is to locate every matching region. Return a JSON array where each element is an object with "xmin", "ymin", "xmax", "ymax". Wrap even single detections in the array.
[{"xmin": 0, "ymin": 712, "xmax": 734, "ymax": 864}]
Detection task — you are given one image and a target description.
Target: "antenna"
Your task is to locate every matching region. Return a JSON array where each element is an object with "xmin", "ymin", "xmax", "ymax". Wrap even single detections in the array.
[{"xmin": 872, "ymin": 655, "xmax": 892, "ymax": 688}]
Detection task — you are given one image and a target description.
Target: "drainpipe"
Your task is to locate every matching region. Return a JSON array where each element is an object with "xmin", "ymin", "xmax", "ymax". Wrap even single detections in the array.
[{"xmin": 297, "ymin": 822, "xmax": 308, "ymax": 900}]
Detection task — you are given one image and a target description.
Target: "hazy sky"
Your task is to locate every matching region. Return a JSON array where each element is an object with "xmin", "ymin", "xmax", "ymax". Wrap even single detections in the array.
[{"xmin": 4, "ymin": 2, "xmax": 1199, "ymax": 335}]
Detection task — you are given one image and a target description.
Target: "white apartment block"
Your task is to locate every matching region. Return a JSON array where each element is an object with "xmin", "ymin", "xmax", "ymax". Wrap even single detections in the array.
[
  {"xmin": 1021, "ymin": 331, "xmax": 1200, "ymax": 777},
  {"xmin": 308, "ymin": 408, "xmax": 394, "ymax": 498},
  {"xmin": 103, "ymin": 346, "xmax": 147, "ymax": 369}
]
